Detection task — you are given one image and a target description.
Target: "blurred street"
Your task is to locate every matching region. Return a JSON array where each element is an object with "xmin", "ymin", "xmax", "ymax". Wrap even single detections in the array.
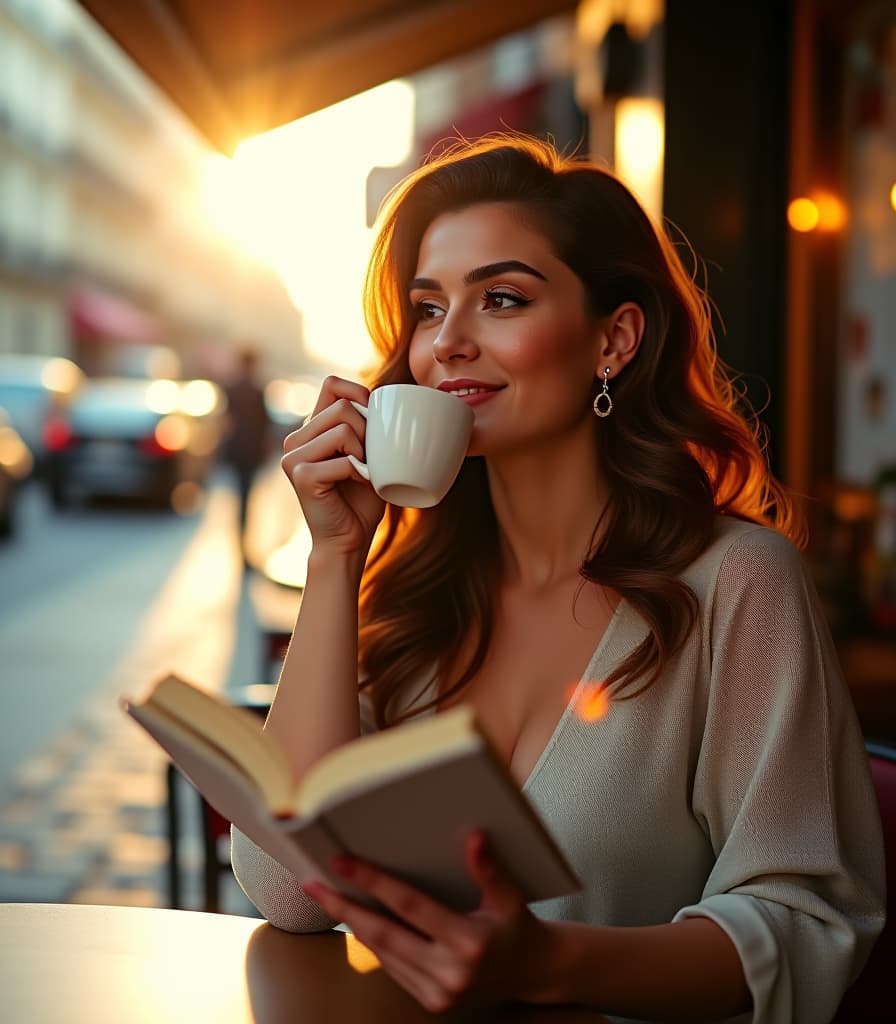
[{"xmin": 0, "ymin": 462, "xmax": 299, "ymax": 912}]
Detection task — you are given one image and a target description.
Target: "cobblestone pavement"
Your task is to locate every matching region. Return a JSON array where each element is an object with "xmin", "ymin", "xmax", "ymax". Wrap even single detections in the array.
[{"xmin": 0, "ymin": 468, "xmax": 298, "ymax": 915}]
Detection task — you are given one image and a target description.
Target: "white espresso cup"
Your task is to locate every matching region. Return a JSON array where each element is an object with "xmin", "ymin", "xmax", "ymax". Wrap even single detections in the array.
[{"xmin": 347, "ymin": 384, "xmax": 474, "ymax": 508}]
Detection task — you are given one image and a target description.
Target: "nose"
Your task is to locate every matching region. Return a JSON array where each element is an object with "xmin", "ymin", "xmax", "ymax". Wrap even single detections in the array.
[{"xmin": 431, "ymin": 312, "xmax": 479, "ymax": 364}]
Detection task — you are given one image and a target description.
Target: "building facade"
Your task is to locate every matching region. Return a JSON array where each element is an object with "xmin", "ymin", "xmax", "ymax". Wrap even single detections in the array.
[{"xmin": 0, "ymin": 0, "xmax": 307, "ymax": 379}]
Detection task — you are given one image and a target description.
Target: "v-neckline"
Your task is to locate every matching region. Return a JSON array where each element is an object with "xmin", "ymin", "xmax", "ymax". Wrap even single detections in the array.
[{"xmin": 519, "ymin": 597, "xmax": 630, "ymax": 794}]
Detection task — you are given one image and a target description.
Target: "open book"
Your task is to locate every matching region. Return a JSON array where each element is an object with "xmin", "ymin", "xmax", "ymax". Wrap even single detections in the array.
[{"xmin": 123, "ymin": 673, "xmax": 581, "ymax": 912}]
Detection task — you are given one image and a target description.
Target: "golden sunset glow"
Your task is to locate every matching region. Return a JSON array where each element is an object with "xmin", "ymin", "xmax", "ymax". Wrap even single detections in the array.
[{"xmin": 201, "ymin": 81, "xmax": 415, "ymax": 374}]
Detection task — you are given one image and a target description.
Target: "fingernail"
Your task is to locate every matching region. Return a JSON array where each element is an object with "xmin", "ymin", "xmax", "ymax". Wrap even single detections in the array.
[{"xmin": 330, "ymin": 855, "xmax": 355, "ymax": 877}]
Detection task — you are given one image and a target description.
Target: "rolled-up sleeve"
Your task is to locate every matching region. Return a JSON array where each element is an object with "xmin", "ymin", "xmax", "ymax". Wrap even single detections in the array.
[{"xmin": 676, "ymin": 530, "xmax": 885, "ymax": 1022}]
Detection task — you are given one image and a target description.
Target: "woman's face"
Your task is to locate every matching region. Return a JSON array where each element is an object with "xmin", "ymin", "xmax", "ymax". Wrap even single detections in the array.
[{"xmin": 407, "ymin": 202, "xmax": 602, "ymax": 457}]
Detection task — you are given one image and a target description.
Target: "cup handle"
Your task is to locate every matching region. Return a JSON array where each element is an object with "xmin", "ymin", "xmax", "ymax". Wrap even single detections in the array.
[{"xmin": 347, "ymin": 401, "xmax": 370, "ymax": 480}]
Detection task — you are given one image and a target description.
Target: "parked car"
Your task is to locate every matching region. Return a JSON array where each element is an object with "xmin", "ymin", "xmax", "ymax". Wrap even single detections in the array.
[
  {"xmin": 44, "ymin": 376, "xmax": 225, "ymax": 508},
  {"xmin": 0, "ymin": 354, "xmax": 84, "ymax": 480},
  {"xmin": 0, "ymin": 406, "xmax": 34, "ymax": 539}
]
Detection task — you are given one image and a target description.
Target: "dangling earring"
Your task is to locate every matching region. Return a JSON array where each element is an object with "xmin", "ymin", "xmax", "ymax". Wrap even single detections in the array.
[{"xmin": 593, "ymin": 367, "xmax": 612, "ymax": 418}]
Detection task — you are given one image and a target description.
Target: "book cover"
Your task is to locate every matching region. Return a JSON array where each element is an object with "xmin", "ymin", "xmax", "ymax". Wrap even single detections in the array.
[{"xmin": 124, "ymin": 674, "xmax": 582, "ymax": 911}]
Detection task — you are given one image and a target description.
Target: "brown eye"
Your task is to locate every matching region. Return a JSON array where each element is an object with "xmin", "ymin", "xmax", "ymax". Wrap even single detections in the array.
[
  {"xmin": 414, "ymin": 301, "xmax": 444, "ymax": 321},
  {"xmin": 481, "ymin": 288, "xmax": 531, "ymax": 311}
]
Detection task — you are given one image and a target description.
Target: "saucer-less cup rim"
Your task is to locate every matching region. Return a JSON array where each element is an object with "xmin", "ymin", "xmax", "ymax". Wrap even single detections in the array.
[{"xmin": 345, "ymin": 385, "xmax": 473, "ymax": 508}]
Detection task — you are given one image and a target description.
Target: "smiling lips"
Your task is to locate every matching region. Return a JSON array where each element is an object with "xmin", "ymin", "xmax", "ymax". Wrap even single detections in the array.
[{"xmin": 437, "ymin": 379, "xmax": 504, "ymax": 406}]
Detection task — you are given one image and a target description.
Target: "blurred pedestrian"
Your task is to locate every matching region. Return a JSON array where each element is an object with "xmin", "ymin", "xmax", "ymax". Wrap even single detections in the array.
[{"xmin": 223, "ymin": 347, "xmax": 271, "ymax": 545}]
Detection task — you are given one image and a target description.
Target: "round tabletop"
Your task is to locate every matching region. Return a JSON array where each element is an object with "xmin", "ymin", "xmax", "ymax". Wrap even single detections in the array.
[{"xmin": 1, "ymin": 903, "xmax": 610, "ymax": 1023}]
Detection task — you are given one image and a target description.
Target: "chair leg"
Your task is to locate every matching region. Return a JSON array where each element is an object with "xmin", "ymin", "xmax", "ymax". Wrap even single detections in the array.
[
  {"xmin": 165, "ymin": 763, "xmax": 182, "ymax": 909},
  {"xmin": 200, "ymin": 800, "xmax": 220, "ymax": 913}
]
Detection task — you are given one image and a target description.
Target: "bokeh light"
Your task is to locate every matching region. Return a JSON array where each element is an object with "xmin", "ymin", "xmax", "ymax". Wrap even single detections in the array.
[
  {"xmin": 788, "ymin": 192, "xmax": 847, "ymax": 233},
  {"xmin": 788, "ymin": 197, "xmax": 820, "ymax": 232},
  {"xmin": 146, "ymin": 379, "xmax": 181, "ymax": 414},
  {"xmin": 814, "ymin": 191, "xmax": 847, "ymax": 231},
  {"xmin": 614, "ymin": 97, "xmax": 664, "ymax": 222}
]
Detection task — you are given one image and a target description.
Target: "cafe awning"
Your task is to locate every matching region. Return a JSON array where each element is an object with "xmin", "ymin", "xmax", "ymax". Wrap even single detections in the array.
[
  {"xmin": 69, "ymin": 287, "xmax": 161, "ymax": 345},
  {"xmin": 75, "ymin": 0, "xmax": 578, "ymax": 154}
]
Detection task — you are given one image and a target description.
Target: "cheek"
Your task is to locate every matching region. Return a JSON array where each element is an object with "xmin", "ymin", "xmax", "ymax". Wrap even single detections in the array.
[
  {"xmin": 407, "ymin": 330, "xmax": 430, "ymax": 384},
  {"xmin": 502, "ymin": 316, "xmax": 594, "ymax": 375}
]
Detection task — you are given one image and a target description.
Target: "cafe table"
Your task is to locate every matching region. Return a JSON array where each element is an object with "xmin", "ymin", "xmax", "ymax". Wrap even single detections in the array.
[{"xmin": 1, "ymin": 903, "xmax": 611, "ymax": 1023}]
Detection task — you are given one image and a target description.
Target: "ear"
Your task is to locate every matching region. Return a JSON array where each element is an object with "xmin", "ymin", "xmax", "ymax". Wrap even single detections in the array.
[{"xmin": 594, "ymin": 302, "xmax": 644, "ymax": 379}]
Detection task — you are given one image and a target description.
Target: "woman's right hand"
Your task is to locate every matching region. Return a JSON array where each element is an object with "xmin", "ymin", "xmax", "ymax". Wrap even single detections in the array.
[{"xmin": 281, "ymin": 376, "xmax": 385, "ymax": 560}]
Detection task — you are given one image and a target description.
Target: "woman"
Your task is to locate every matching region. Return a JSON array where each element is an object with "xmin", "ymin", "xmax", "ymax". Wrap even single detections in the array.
[{"xmin": 232, "ymin": 136, "xmax": 884, "ymax": 1022}]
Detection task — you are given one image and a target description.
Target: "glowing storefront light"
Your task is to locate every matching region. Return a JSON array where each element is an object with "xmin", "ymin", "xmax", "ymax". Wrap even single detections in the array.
[{"xmin": 614, "ymin": 97, "xmax": 664, "ymax": 222}]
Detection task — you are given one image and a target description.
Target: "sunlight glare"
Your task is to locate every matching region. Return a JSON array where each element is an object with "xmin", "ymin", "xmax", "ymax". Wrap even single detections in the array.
[
  {"xmin": 264, "ymin": 521, "xmax": 313, "ymax": 589},
  {"xmin": 201, "ymin": 81, "xmax": 415, "ymax": 375},
  {"xmin": 345, "ymin": 932, "xmax": 382, "ymax": 974}
]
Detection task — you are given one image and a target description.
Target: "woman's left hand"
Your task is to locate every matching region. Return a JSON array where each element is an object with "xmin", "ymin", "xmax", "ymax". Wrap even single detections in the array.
[{"xmin": 302, "ymin": 831, "xmax": 558, "ymax": 1013}]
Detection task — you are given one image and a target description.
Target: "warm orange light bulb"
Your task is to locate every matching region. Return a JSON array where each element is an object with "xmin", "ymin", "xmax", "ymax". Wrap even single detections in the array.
[
  {"xmin": 788, "ymin": 197, "xmax": 819, "ymax": 232},
  {"xmin": 890, "ymin": 182, "xmax": 896, "ymax": 213},
  {"xmin": 815, "ymin": 191, "xmax": 847, "ymax": 231}
]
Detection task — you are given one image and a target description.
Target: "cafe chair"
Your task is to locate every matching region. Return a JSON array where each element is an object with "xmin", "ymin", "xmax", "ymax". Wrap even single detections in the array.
[
  {"xmin": 831, "ymin": 739, "xmax": 896, "ymax": 1022},
  {"xmin": 165, "ymin": 684, "xmax": 276, "ymax": 912}
]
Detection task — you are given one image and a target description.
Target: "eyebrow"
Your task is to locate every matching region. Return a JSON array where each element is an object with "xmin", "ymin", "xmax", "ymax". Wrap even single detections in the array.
[{"xmin": 410, "ymin": 259, "xmax": 548, "ymax": 292}]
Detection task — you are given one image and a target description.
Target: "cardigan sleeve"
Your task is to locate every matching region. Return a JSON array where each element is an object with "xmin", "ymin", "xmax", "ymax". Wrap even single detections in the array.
[
  {"xmin": 230, "ymin": 692, "xmax": 378, "ymax": 932},
  {"xmin": 673, "ymin": 528, "xmax": 885, "ymax": 1023}
]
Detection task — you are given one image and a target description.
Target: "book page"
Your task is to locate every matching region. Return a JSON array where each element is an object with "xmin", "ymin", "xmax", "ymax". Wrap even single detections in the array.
[
  {"xmin": 296, "ymin": 705, "xmax": 481, "ymax": 817},
  {"xmin": 143, "ymin": 675, "xmax": 294, "ymax": 810}
]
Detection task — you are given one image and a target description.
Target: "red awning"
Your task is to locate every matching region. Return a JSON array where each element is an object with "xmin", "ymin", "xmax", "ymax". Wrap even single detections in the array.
[
  {"xmin": 420, "ymin": 79, "xmax": 547, "ymax": 158},
  {"xmin": 68, "ymin": 288, "xmax": 161, "ymax": 344}
]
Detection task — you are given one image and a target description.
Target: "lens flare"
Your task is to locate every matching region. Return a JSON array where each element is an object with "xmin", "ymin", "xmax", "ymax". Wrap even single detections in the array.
[{"xmin": 571, "ymin": 682, "xmax": 610, "ymax": 723}]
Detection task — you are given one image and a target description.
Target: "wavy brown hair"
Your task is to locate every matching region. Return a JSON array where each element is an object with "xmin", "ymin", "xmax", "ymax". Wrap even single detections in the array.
[{"xmin": 357, "ymin": 135, "xmax": 803, "ymax": 727}]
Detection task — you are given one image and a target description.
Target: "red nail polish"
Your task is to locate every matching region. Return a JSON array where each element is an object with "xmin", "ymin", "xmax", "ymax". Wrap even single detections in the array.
[{"xmin": 331, "ymin": 855, "xmax": 354, "ymax": 877}]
